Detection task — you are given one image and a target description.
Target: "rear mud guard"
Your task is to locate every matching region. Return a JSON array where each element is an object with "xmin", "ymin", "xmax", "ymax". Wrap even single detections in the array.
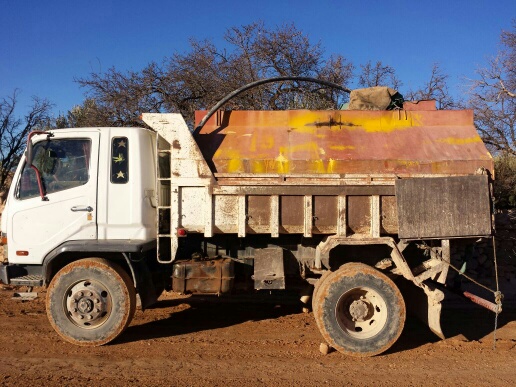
[{"xmin": 398, "ymin": 279, "xmax": 445, "ymax": 339}]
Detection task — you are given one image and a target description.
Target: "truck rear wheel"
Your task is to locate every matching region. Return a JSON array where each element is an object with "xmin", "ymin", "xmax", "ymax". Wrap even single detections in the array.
[
  {"xmin": 46, "ymin": 258, "xmax": 136, "ymax": 346},
  {"xmin": 312, "ymin": 270, "xmax": 332, "ymax": 318},
  {"xmin": 313, "ymin": 262, "xmax": 405, "ymax": 357}
]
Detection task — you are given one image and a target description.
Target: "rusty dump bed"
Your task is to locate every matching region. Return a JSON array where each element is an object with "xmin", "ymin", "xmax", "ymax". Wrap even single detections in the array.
[
  {"xmin": 194, "ymin": 105, "xmax": 493, "ymax": 176},
  {"xmin": 142, "ymin": 106, "xmax": 493, "ymax": 264}
]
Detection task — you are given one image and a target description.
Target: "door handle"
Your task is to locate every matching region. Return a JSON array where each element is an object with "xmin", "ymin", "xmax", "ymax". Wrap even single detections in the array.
[{"xmin": 71, "ymin": 206, "xmax": 93, "ymax": 212}]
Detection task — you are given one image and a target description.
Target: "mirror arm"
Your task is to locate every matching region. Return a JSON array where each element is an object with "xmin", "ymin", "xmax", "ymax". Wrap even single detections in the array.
[{"xmin": 30, "ymin": 165, "xmax": 48, "ymax": 201}]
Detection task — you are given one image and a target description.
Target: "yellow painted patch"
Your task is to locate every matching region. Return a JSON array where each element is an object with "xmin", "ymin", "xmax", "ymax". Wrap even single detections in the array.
[
  {"xmin": 396, "ymin": 160, "xmax": 421, "ymax": 168},
  {"xmin": 227, "ymin": 158, "xmax": 244, "ymax": 173},
  {"xmin": 327, "ymin": 159, "xmax": 336, "ymax": 173},
  {"xmin": 309, "ymin": 160, "xmax": 326, "ymax": 173},
  {"xmin": 437, "ymin": 136, "xmax": 482, "ymax": 145},
  {"xmin": 216, "ymin": 149, "xmax": 245, "ymax": 173},
  {"xmin": 262, "ymin": 160, "xmax": 278, "ymax": 173},
  {"xmin": 275, "ymin": 152, "xmax": 290, "ymax": 174},
  {"xmin": 330, "ymin": 145, "xmax": 355, "ymax": 151},
  {"xmin": 335, "ymin": 112, "xmax": 421, "ymax": 133},
  {"xmin": 250, "ymin": 160, "xmax": 265, "ymax": 173},
  {"xmin": 289, "ymin": 111, "xmax": 422, "ymax": 133}
]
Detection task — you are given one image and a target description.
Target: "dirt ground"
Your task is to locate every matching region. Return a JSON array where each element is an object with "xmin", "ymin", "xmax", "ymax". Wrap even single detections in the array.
[{"xmin": 0, "ymin": 286, "xmax": 514, "ymax": 387}]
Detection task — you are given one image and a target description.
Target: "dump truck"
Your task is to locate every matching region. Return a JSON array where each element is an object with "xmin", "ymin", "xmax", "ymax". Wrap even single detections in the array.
[{"xmin": 0, "ymin": 84, "xmax": 498, "ymax": 356}]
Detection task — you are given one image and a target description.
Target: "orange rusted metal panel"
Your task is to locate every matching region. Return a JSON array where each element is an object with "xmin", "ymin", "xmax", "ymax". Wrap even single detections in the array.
[
  {"xmin": 194, "ymin": 109, "xmax": 493, "ymax": 176},
  {"xmin": 247, "ymin": 195, "xmax": 271, "ymax": 234},
  {"xmin": 280, "ymin": 196, "xmax": 304, "ymax": 234},
  {"xmin": 346, "ymin": 196, "xmax": 371, "ymax": 235},
  {"xmin": 313, "ymin": 195, "xmax": 338, "ymax": 234},
  {"xmin": 380, "ymin": 196, "xmax": 398, "ymax": 235},
  {"xmin": 402, "ymin": 100, "xmax": 436, "ymax": 111}
]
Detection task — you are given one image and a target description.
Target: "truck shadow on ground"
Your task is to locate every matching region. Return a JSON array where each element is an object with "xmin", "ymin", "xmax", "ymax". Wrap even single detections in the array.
[
  {"xmin": 387, "ymin": 304, "xmax": 515, "ymax": 355},
  {"xmin": 119, "ymin": 294, "xmax": 515, "ymax": 354},
  {"xmin": 119, "ymin": 295, "xmax": 304, "ymax": 345}
]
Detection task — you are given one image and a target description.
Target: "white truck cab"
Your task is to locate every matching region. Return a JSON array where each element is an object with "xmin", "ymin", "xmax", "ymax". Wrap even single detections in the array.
[{"xmin": 1, "ymin": 127, "xmax": 157, "ymax": 266}]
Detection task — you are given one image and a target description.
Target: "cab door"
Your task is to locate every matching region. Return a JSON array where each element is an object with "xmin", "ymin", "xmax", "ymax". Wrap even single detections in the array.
[{"xmin": 7, "ymin": 131, "xmax": 100, "ymax": 264}]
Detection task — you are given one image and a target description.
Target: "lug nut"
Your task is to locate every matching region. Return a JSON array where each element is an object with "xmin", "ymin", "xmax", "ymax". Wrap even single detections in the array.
[
  {"xmin": 78, "ymin": 292, "xmax": 83, "ymax": 297},
  {"xmin": 88, "ymin": 315, "xmax": 93, "ymax": 320},
  {"xmin": 88, "ymin": 292, "xmax": 93, "ymax": 297},
  {"xmin": 79, "ymin": 315, "xmax": 84, "ymax": 319}
]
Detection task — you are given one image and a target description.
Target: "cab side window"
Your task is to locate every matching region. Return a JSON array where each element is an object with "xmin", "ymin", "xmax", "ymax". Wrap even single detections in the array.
[
  {"xmin": 17, "ymin": 139, "xmax": 92, "ymax": 200},
  {"xmin": 111, "ymin": 137, "xmax": 129, "ymax": 184}
]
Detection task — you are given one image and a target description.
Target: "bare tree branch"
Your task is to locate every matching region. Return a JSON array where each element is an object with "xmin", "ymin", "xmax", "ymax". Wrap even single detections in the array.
[
  {"xmin": 358, "ymin": 61, "xmax": 402, "ymax": 90},
  {"xmin": 466, "ymin": 20, "xmax": 516, "ymax": 155},
  {"xmin": 0, "ymin": 91, "xmax": 53, "ymax": 199},
  {"xmin": 405, "ymin": 63, "xmax": 455, "ymax": 110},
  {"xmin": 73, "ymin": 22, "xmax": 354, "ymax": 128}
]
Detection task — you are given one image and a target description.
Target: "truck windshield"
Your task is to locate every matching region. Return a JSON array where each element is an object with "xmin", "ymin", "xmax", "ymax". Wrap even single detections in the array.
[{"xmin": 17, "ymin": 139, "xmax": 92, "ymax": 200}]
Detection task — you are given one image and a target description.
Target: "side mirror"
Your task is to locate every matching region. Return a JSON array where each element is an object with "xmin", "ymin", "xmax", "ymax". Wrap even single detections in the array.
[
  {"xmin": 26, "ymin": 141, "xmax": 34, "ymax": 165},
  {"xmin": 25, "ymin": 131, "xmax": 52, "ymax": 166}
]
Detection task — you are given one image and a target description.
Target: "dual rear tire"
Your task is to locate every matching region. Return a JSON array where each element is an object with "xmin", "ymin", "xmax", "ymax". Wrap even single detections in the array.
[{"xmin": 312, "ymin": 263, "xmax": 405, "ymax": 357}]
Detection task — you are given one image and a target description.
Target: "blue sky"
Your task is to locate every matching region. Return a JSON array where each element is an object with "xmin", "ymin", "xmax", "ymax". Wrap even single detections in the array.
[{"xmin": 1, "ymin": 0, "xmax": 514, "ymax": 118}]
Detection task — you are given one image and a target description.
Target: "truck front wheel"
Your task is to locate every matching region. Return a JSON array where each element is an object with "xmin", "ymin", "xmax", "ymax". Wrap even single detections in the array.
[
  {"xmin": 46, "ymin": 258, "xmax": 136, "ymax": 346},
  {"xmin": 313, "ymin": 262, "xmax": 405, "ymax": 357}
]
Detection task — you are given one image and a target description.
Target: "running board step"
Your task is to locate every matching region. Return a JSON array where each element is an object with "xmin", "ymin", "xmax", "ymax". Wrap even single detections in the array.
[{"xmin": 10, "ymin": 275, "xmax": 44, "ymax": 287}]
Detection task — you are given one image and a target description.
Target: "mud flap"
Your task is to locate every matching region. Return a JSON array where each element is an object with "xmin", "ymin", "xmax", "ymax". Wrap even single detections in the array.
[
  {"xmin": 421, "ymin": 284, "xmax": 445, "ymax": 339},
  {"xmin": 398, "ymin": 280, "xmax": 445, "ymax": 339}
]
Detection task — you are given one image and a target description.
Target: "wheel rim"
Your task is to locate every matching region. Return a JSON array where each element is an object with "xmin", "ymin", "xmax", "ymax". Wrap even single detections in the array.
[
  {"xmin": 64, "ymin": 280, "xmax": 112, "ymax": 329},
  {"xmin": 335, "ymin": 286, "xmax": 388, "ymax": 339}
]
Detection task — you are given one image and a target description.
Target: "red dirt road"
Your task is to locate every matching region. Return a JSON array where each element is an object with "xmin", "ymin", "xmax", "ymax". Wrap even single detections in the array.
[{"xmin": 0, "ymin": 286, "xmax": 514, "ymax": 386}]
